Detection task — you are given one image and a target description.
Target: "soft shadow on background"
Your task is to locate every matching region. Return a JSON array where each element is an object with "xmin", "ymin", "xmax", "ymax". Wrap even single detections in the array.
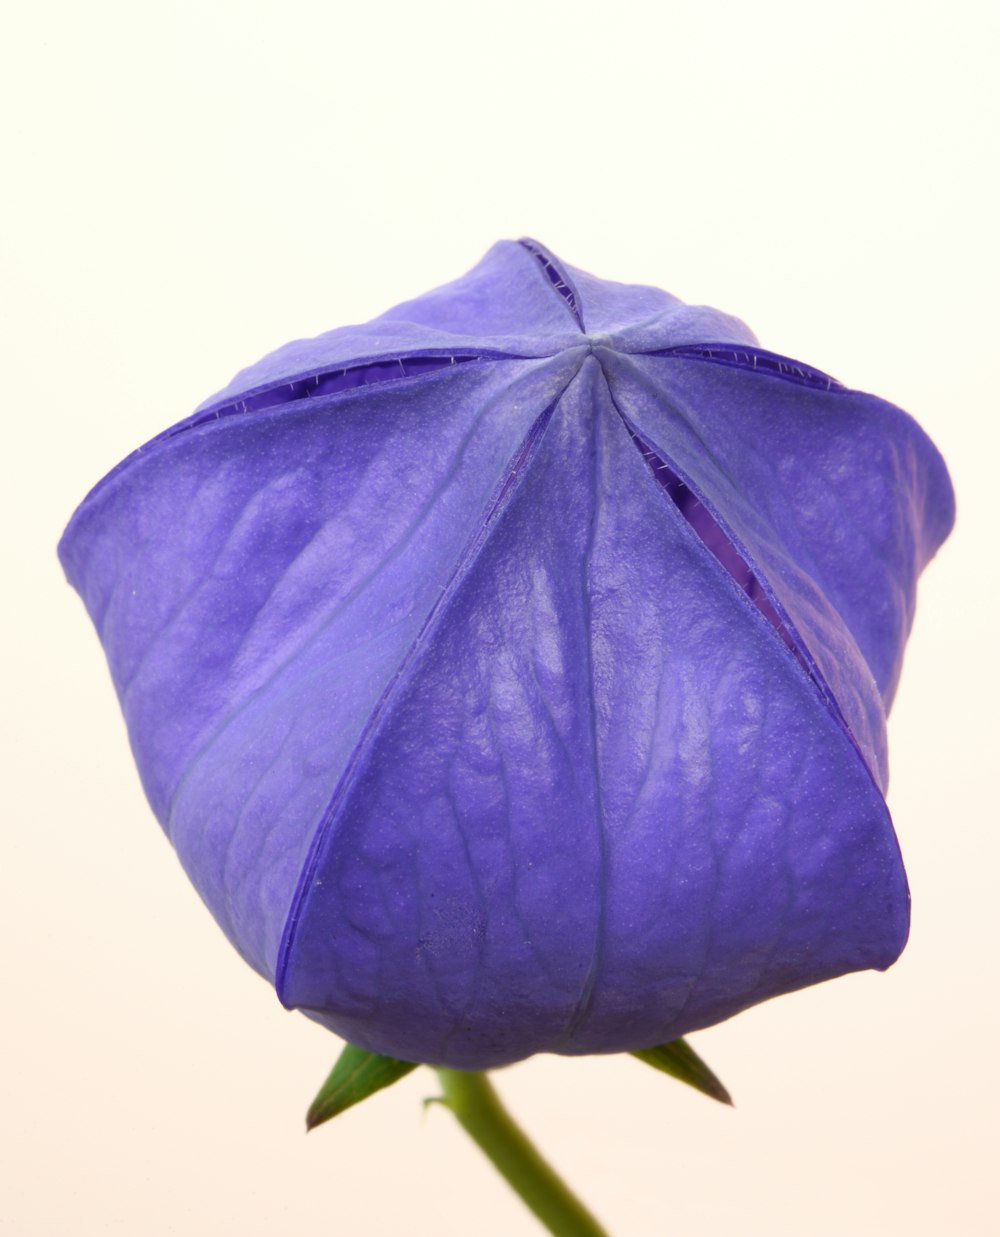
[{"xmin": 3, "ymin": 2, "xmax": 997, "ymax": 1234}]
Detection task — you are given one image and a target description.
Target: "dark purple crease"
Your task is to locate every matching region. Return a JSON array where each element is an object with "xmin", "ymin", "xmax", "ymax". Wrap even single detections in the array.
[
  {"xmin": 518, "ymin": 238, "xmax": 586, "ymax": 331},
  {"xmin": 645, "ymin": 345, "xmax": 844, "ymax": 392},
  {"xmin": 622, "ymin": 422, "xmax": 813, "ymax": 677},
  {"xmin": 178, "ymin": 353, "xmax": 509, "ymax": 437},
  {"xmin": 62, "ymin": 353, "xmax": 527, "ymax": 529}
]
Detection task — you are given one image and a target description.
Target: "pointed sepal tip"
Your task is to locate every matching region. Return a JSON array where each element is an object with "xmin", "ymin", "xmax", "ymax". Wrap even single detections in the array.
[
  {"xmin": 306, "ymin": 1042, "xmax": 419, "ymax": 1131},
  {"xmin": 631, "ymin": 1037, "xmax": 734, "ymax": 1106}
]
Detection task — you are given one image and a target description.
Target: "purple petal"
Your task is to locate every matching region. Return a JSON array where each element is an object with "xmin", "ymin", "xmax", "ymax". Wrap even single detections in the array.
[
  {"xmin": 61, "ymin": 351, "xmax": 582, "ymax": 978},
  {"xmin": 196, "ymin": 241, "xmax": 582, "ymax": 415},
  {"xmin": 603, "ymin": 347, "xmax": 954, "ymax": 785}
]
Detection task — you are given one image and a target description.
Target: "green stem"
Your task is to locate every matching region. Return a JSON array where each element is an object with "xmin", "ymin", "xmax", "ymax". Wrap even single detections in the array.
[{"xmin": 435, "ymin": 1069, "xmax": 609, "ymax": 1237}]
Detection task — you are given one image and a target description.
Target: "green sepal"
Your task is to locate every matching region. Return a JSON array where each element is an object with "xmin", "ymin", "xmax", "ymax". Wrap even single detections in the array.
[
  {"xmin": 631, "ymin": 1037, "xmax": 733, "ymax": 1106},
  {"xmin": 306, "ymin": 1042, "xmax": 419, "ymax": 1131}
]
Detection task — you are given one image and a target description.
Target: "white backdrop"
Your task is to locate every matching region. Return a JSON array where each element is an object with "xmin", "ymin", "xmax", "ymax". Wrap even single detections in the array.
[{"xmin": 3, "ymin": 2, "xmax": 998, "ymax": 1234}]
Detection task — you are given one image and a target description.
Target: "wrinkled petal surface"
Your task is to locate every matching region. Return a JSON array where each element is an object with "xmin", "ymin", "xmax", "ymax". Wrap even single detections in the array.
[{"xmin": 60, "ymin": 239, "xmax": 954, "ymax": 1068}]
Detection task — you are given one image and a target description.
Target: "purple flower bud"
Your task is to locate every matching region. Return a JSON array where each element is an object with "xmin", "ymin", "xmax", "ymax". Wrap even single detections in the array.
[{"xmin": 59, "ymin": 240, "xmax": 954, "ymax": 1069}]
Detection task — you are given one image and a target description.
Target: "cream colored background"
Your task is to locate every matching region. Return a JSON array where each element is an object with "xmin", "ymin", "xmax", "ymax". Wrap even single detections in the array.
[{"xmin": 3, "ymin": 2, "xmax": 997, "ymax": 1234}]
